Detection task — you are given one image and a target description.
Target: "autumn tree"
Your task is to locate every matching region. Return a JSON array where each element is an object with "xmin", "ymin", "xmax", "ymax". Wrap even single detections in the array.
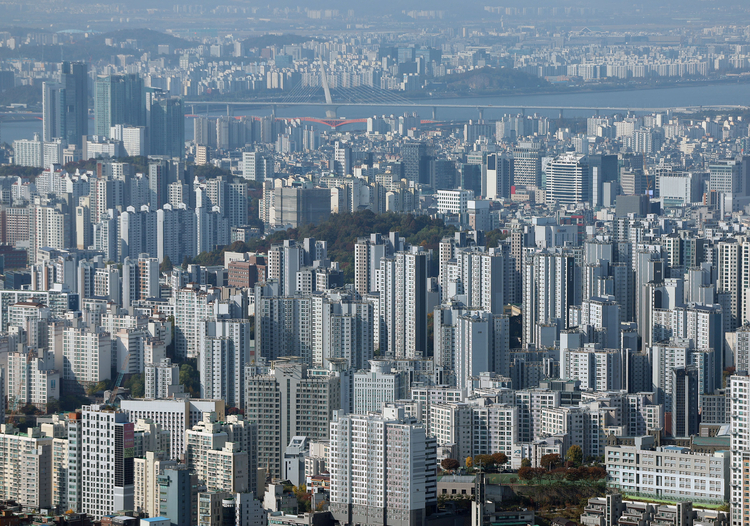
[
  {"xmin": 540, "ymin": 453, "xmax": 561, "ymax": 471},
  {"xmin": 473, "ymin": 454, "xmax": 495, "ymax": 470},
  {"xmin": 517, "ymin": 466, "xmax": 534, "ymax": 481},
  {"xmin": 491, "ymin": 452, "xmax": 508, "ymax": 466},
  {"xmin": 465, "ymin": 456, "xmax": 473, "ymax": 468},
  {"xmin": 441, "ymin": 458, "xmax": 460, "ymax": 471}
]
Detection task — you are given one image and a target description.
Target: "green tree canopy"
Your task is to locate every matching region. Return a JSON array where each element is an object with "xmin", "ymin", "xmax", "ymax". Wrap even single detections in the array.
[
  {"xmin": 179, "ymin": 363, "xmax": 200, "ymax": 397},
  {"xmin": 566, "ymin": 445, "xmax": 583, "ymax": 465},
  {"xmin": 160, "ymin": 256, "xmax": 174, "ymax": 274}
]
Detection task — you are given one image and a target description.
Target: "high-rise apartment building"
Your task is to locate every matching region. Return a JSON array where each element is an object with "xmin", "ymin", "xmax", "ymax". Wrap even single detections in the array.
[
  {"xmin": 329, "ymin": 405, "xmax": 437, "ymax": 526},
  {"xmin": 62, "ymin": 326, "xmax": 112, "ymax": 392},
  {"xmin": 522, "ymin": 249, "xmax": 577, "ymax": 347},
  {"xmin": 244, "ymin": 361, "xmax": 341, "ymax": 479},
  {"xmin": 144, "ymin": 357, "xmax": 181, "ymax": 399},
  {"xmin": 199, "ymin": 319, "xmax": 252, "ymax": 409},
  {"xmin": 0, "ymin": 424, "xmax": 53, "ymax": 509},
  {"xmin": 186, "ymin": 414, "xmax": 258, "ymax": 495},
  {"xmin": 378, "ymin": 250, "xmax": 428, "ymax": 359},
  {"xmin": 74, "ymin": 405, "xmax": 134, "ymax": 518},
  {"xmin": 729, "ymin": 374, "xmax": 750, "ymax": 525}
]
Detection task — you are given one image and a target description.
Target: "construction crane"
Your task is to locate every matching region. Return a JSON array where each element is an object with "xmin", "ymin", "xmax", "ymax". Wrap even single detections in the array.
[{"xmin": 108, "ymin": 352, "xmax": 131, "ymax": 405}]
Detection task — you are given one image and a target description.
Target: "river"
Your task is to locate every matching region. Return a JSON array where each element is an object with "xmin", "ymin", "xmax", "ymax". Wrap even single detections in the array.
[{"xmin": 4, "ymin": 81, "xmax": 749, "ymax": 144}]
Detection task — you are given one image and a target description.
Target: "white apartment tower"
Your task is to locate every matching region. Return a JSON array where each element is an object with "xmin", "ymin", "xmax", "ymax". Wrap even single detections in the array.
[
  {"xmin": 62, "ymin": 326, "xmax": 113, "ymax": 391},
  {"xmin": 199, "ymin": 318, "xmax": 252, "ymax": 409},
  {"xmin": 352, "ymin": 360, "xmax": 408, "ymax": 415},
  {"xmin": 76, "ymin": 405, "xmax": 134, "ymax": 518},
  {"xmin": 144, "ymin": 357, "xmax": 181, "ymax": 399},
  {"xmin": 522, "ymin": 250, "xmax": 577, "ymax": 347},
  {"xmin": 377, "ymin": 251, "xmax": 428, "ymax": 358},
  {"xmin": 729, "ymin": 374, "xmax": 750, "ymax": 526},
  {"xmin": 329, "ymin": 406, "xmax": 437, "ymax": 526}
]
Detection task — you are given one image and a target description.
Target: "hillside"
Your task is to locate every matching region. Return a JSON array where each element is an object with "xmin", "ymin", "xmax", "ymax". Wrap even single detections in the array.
[
  {"xmin": 192, "ymin": 210, "xmax": 457, "ymax": 281},
  {"xmin": 428, "ymin": 66, "xmax": 550, "ymax": 94}
]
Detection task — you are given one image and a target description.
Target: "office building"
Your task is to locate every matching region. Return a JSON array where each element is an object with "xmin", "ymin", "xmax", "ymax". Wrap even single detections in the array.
[
  {"xmin": 148, "ymin": 93, "xmax": 184, "ymax": 159},
  {"xmin": 546, "ymin": 153, "xmax": 589, "ymax": 205},
  {"xmin": 512, "ymin": 141, "xmax": 542, "ymax": 187},
  {"xmin": 270, "ymin": 185, "xmax": 331, "ymax": 228},
  {"xmin": 121, "ymin": 398, "xmax": 226, "ymax": 461},
  {"xmin": 42, "ymin": 62, "xmax": 87, "ymax": 147},
  {"xmin": 486, "ymin": 152, "xmax": 513, "ymax": 200},
  {"xmin": 402, "ymin": 141, "xmax": 430, "ymax": 184},
  {"xmin": 672, "ymin": 366, "xmax": 699, "ymax": 438},
  {"xmin": 95, "ymin": 74, "xmax": 145, "ymax": 137},
  {"xmin": 333, "ymin": 141, "xmax": 352, "ymax": 177},
  {"xmin": 157, "ymin": 467, "xmax": 193, "ymax": 526},
  {"xmin": 352, "ymin": 360, "xmax": 408, "ymax": 414}
]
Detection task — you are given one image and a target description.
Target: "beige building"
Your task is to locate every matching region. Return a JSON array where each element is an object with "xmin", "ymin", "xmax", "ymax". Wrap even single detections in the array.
[{"xmin": 0, "ymin": 424, "xmax": 54, "ymax": 509}]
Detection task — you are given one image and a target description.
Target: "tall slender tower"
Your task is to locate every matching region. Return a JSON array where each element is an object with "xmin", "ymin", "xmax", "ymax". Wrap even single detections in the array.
[{"xmin": 60, "ymin": 61, "xmax": 88, "ymax": 147}]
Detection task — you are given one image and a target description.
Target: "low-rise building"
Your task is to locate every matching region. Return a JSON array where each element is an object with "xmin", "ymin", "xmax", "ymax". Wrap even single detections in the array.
[{"xmin": 605, "ymin": 441, "xmax": 729, "ymax": 504}]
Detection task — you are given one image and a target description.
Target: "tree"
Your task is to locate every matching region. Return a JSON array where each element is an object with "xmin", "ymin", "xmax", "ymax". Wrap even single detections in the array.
[
  {"xmin": 465, "ymin": 456, "xmax": 473, "ymax": 468},
  {"xmin": 587, "ymin": 466, "xmax": 608, "ymax": 480},
  {"xmin": 46, "ymin": 398, "xmax": 61, "ymax": 414},
  {"xmin": 441, "ymin": 458, "xmax": 460, "ymax": 471},
  {"xmin": 87, "ymin": 380, "xmax": 109, "ymax": 395},
  {"xmin": 473, "ymin": 455, "xmax": 496, "ymax": 470},
  {"xmin": 179, "ymin": 363, "xmax": 200, "ymax": 397},
  {"xmin": 540, "ymin": 453, "xmax": 561, "ymax": 471},
  {"xmin": 566, "ymin": 445, "xmax": 583, "ymax": 466},
  {"xmin": 124, "ymin": 373, "xmax": 145, "ymax": 398},
  {"xmin": 521, "ymin": 457, "xmax": 531, "ymax": 468},
  {"xmin": 517, "ymin": 466, "xmax": 534, "ymax": 481},
  {"xmin": 491, "ymin": 452, "xmax": 508, "ymax": 466},
  {"xmin": 160, "ymin": 256, "xmax": 173, "ymax": 274}
]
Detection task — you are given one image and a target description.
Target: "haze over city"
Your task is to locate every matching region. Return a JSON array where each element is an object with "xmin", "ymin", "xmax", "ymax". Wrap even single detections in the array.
[{"xmin": 0, "ymin": 2, "xmax": 748, "ymax": 526}]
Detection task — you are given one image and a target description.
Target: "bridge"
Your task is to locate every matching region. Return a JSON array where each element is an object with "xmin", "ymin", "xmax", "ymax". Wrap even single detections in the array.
[
  {"xmin": 184, "ymin": 100, "xmax": 749, "ymax": 122},
  {"xmin": 187, "ymin": 59, "xmax": 750, "ymax": 123}
]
